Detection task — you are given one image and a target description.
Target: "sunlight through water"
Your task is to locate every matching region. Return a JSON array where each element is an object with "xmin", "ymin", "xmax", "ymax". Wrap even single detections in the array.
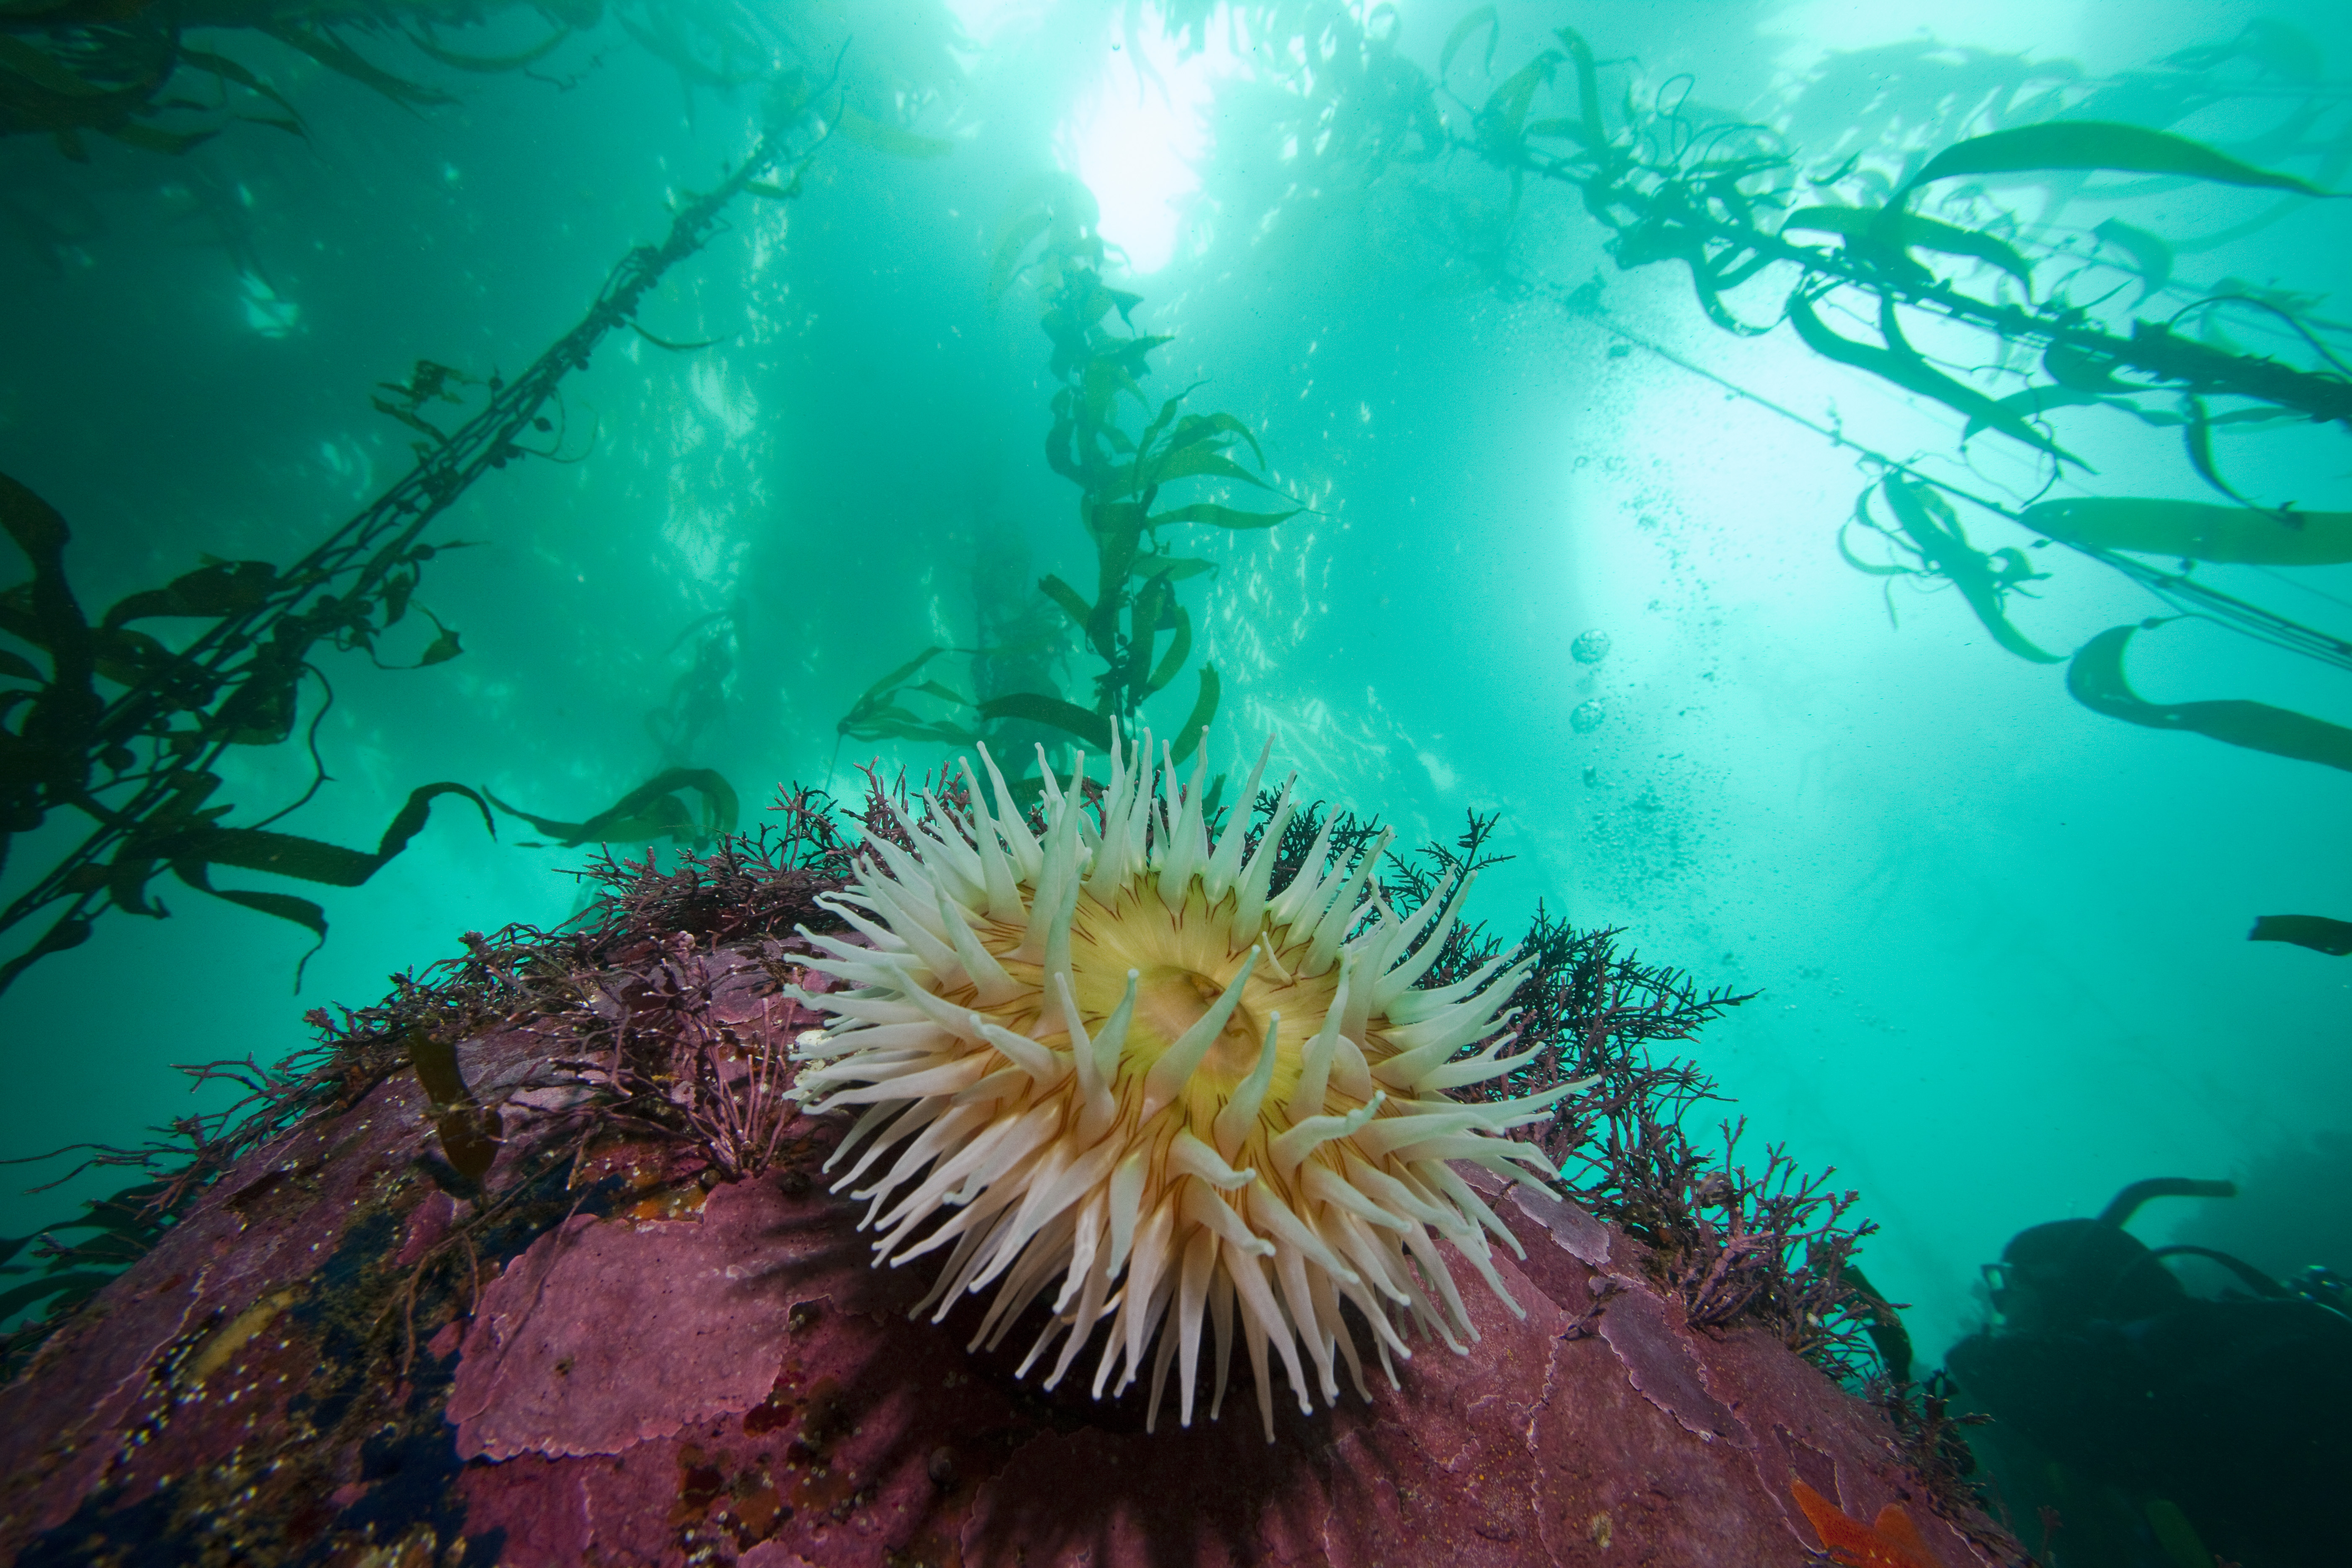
[{"xmin": 1059, "ymin": 8, "xmax": 1238, "ymax": 274}]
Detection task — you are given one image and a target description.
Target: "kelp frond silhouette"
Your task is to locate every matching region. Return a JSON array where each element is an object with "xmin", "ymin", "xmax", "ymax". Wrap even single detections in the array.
[{"xmin": 4, "ymin": 1, "xmax": 966, "ymax": 168}]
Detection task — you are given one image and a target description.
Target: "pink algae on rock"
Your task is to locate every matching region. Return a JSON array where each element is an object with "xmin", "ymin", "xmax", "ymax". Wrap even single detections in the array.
[{"xmin": 447, "ymin": 1178, "xmax": 823, "ymax": 1461}]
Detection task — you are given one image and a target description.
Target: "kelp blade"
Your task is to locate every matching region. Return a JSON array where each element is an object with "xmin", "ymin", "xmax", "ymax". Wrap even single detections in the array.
[
  {"xmin": 1439, "ymin": 6, "xmax": 1500, "ymax": 80},
  {"xmin": 405, "ymin": 1027, "xmax": 500, "ymax": 1184},
  {"xmin": 1151, "ymin": 502, "xmax": 1299, "ymax": 531},
  {"xmin": 2093, "ymin": 217, "xmax": 2172, "ymax": 303},
  {"xmin": 1787, "ymin": 294, "xmax": 2077, "ymax": 465},
  {"xmin": 831, "ymin": 643, "xmax": 984, "ymax": 745},
  {"xmin": 1168, "ymin": 666, "xmax": 1220, "ymax": 763},
  {"xmin": 488, "ymin": 768, "xmax": 738, "ymax": 847},
  {"xmin": 975, "ymin": 693, "xmax": 1112, "ymax": 752},
  {"xmin": 406, "ymin": 23, "xmax": 572, "ymax": 74},
  {"xmin": 1874, "ymin": 479, "xmax": 2063, "ymax": 663},
  {"xmin": 2067, "ymin": 626, "xmax": 2352, "ymax": 772},
  {"xmin": 2248, "ymin": 915, "xmax": 2352, "ymax": 957},
  {"xmin": 0, "ymin": 915, "xmax": 91, "ymax": 997},
  {"xmin": 2022, "ymin": 498, "xmax": 2352, "ymax": 565},
  {"xmin": 1782, "ymin": 206, "xmax": 2033, "ymax": 285},
  {"xmin": 1908, "ymin": 121, "xmax": 2330, "ymax": 197},
  {"xmin": 102, "ymin": 560, "xmax": 278, "ymax": 628},
  {"xmin": 189, "ymin": 782, "xmax": 496, "ymax": 886},
  {"xmin": 0, "ymin": 471, "xmax": 100, "ymax": 755},
  {"xmin": 260, "ymin": 22, "xmax": 455, "ymax": 108},
  {"xmin": 633, "ymin": 325, "xmax": 724, "ymax": 353},
  {"xmin": 1962, "ymin": 386, "xmax": 2107, "ymax": 440}
]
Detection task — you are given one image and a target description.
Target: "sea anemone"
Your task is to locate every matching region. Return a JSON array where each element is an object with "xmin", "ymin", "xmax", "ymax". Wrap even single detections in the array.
[{"xmin": 788, "ymin": 730, "xmax": 1585, "ymax": 1438}]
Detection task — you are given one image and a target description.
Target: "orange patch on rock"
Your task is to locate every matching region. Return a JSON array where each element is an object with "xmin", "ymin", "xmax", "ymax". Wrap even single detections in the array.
[{"xmin": 1791, "ymin": 1479, "xmax": 1945, "ymax": 1568}]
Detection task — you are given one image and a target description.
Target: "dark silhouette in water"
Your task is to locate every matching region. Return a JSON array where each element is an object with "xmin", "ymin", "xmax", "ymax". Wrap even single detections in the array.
[{"xmin": 1947, "ymin": 1177, "xmax": 2352, "ymax": 1568}]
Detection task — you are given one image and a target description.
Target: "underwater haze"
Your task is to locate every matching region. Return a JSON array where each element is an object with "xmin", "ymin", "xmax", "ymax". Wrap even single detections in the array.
[{"xmin": 4, "ymin": 0, "xmax": 2348, "ymax": 1483}]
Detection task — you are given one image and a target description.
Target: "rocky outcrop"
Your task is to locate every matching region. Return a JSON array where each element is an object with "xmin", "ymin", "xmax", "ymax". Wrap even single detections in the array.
[{"xmin": 0, "ymin": 947, "xmax": 2011, "ymax": 1567}]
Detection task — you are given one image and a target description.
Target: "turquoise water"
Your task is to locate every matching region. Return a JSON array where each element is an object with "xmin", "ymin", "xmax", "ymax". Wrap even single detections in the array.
[{"xmin": 3, "ymin": 0, "xmax": 2347, "ymax": 1407}]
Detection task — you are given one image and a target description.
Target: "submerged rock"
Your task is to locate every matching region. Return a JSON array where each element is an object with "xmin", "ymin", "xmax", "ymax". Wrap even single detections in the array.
[{"xmin": 0, "ymin": 942, "xmax": 2015, "ymax": 1567}]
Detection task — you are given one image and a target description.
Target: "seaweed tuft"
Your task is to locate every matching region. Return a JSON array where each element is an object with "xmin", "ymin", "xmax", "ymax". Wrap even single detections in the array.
[{"xmin": 1236, "ymin": 794, "xmax": 1894, "ymax": 1385}]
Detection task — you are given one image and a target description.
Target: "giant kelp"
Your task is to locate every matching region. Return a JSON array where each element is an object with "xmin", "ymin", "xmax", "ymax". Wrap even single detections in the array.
[
  {"xmin": 1164, "ymin": 6, "xmax": 2351, "ymax": 950},
  {"xmin": 1177, "ymin": 10, "xmax": 2349, "ymax": 686},
  {"xmin": 488, "ymin": 767, "xmax": 743, "ymax": 850},
  {"xmin": 841, "ymin": 179, "xmax": 1297, "ymax": 774},
  {"xmin": 0, "ymin": 90, "xmax": 824, "ymax": 995},
  {"xmin": 1432, "ymin": 13, "xmax": 2352, "ymax": 754}
]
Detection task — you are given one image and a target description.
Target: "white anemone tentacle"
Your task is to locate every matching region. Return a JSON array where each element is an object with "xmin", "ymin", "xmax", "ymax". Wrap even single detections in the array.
[{"xmin": 789, "ymin": 728, "xmax": 1592, "ymax": 1439}]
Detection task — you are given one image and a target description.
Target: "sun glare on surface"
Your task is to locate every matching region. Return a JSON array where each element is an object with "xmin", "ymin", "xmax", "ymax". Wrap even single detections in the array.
[{"xmin": 1061, "ymin": 7, "xmax": 1238, "ymax": 275}]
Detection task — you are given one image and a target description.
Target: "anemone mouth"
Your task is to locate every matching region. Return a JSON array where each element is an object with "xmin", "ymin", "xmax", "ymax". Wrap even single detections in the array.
[
  {"xmin": 789, "ymin": 727, "xmax": 1590, "ymax": 1440},
  {"xmin": 1067, "ymin": 876, "xmax": 1343, "ymax": 1093}
]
